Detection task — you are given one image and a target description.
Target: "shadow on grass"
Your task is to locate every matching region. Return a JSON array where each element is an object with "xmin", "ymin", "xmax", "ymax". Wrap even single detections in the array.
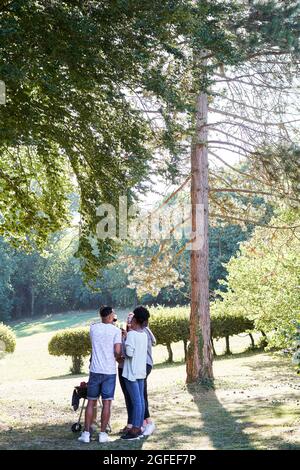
[
  {"xmin": 186, "ymin": 383, "xmax": 255, "ymax": 450},
  {"xmin": 184, "ymin": 383, "xmax": 300, "ymax": 450},
  {"xmin": 213, "ymin": 349, "xmax": 264, "ymax": 361},
  {"xmin": 154, "ymin": 349, "xmax": 263, "ymax": 369},
  {"xmin": 11, "ymin": 311, "xmax": 98, "ymax": 338},
  {"xmin": 243, "ymin": 355, "xmax": 299, "ymax": 384},
  {"xmin": 273, "ymin": 442, "xmax": 300, "ymax": 450},
  {"xmin": 244, "ymin": 356, "xmax": 291, "ymax": 371},
  {"xmin": 40, "ymin": 373, "xmax": 88, "ymax": 381},
  {"xmin": 11, "ymin": 310, "xmax": 130, "ymax": 338},
  {"xmin": 0, "ymin": 423, "xmax": 146, "ymax": 450},
  {"xmin": 154, "ymin": 360, "xmax": 185, "ymax": 370}
]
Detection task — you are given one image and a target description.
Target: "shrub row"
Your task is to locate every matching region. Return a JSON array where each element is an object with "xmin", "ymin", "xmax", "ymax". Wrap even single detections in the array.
[
  {"xmin": 149, "ymin": 306, "xmax": 255, "ymax": 361},
  {"xmin": 149, "ymin": 306, "xmax": 190, "ymax": 362},
  {"xmin": 0, "ymin": 322, "xmax": 16, "ymax": 355},
  {"xmin": 48, "ymin": 307, "xmax": 256, "ymax": 372}
]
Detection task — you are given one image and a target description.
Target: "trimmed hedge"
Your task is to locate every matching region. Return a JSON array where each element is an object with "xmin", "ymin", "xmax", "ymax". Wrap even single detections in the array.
[
  {"xmin": 48, "ymin": 306, "xmax": 256, "ymax": 369},
  {"xmin": 48, "ymin": 328, "xmax": 91, "ymax": 374},
  {"xmin": 0, "ymin": 322, "xmax": 16, "ymax": 355},
  {"xmin": 150, "ymin": 306, "xmax": 255, "ymax": 361},
  {"xmin": 211, "ymin": 312, "xmax": 254, "ymax": 355},
  {"xmin": 149, "ymin": 306, "xmax": 190, "ymax": 362}
]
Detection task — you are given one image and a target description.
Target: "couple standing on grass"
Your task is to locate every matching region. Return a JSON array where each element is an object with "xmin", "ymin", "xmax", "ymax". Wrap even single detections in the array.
[{"xmin": 78, "ymin": 305, "xmax": 156, "ymax": 443}]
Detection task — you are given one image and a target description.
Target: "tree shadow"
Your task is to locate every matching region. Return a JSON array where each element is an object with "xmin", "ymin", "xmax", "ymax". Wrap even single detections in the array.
[
  {"xmin": 213, "ymin": 349, "xmax": 264, "ymax": 361},
  {"xmin": 154, "ymin": 349, "xmax": 265, "ymax": 369},
  {"xmin": 186, "ymin": 383, "xmax": 255, "ymax": 449},
  {"xmin": 40, "ymin": 373, "xmax": 87, "ymax": 381},
  {"xmin": 242, "ymin": 356, "xmax": 299, "ymax": 384},
  {"xmin": 12, "ymin": 311, "xmax": 98, "ymax": 338},
  {"xmin": 244, "ymin": 357, "xmax": 292, "ymax": 371},
  {"xmin": 274, "ymin": 442, "xmax": 300, "ymax": 450},
  {"xmin": 185, "ymin": 383, "xmax": 300, "ymax": 450},
  {"xmin": 154, "ymin": 360, "xmax": 185, "ymax": 370},
  {"xmin": 11, "ymin": 310, "xmax": 129, "ymax": 338}
]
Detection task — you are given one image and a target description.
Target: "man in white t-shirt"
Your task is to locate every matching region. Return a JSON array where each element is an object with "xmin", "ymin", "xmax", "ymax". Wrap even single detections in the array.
[{"xmin": 78, "ymin": 306, "xmax": 122, "ymax": 444}]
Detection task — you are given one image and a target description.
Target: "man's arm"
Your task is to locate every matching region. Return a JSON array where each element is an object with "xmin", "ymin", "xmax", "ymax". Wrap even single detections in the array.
[
  {"xmin": 114, "ymin": 328, "xmax": 122, "ymax": 360},
  {"xmin": 114, "ymin": 342, "xmax": 122, "ymax": 360}
]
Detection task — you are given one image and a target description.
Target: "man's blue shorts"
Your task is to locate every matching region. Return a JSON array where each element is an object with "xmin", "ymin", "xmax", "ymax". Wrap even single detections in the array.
[{"xmin": 87, "ymin": 372, "xmax": 116, "ymax": 400}]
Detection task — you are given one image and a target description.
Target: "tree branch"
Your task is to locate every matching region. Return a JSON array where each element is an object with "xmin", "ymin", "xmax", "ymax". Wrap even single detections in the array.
[
  {"xmin": 208, "ymin": 140, "xmax": 250, "ymax": 154},
  {"xmin": 208, "ymin": 108, "xmax": 300, "ymax": 127},
  {"xmin": 210, "ymin": 187, "xmax": 299, "ymax": 202},
  {"xmin": 210, "ymin": 212, "xmax": 300, "ymax": 230}
]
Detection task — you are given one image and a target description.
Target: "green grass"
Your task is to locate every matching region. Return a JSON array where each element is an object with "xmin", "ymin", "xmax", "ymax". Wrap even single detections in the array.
[
  {"xmin": 9, "ymin": 308, "xmax": 129, "ymax": 338},
  {"xmin": 0, "ymin": 310, "xmax": 299, "ymax": 450}
]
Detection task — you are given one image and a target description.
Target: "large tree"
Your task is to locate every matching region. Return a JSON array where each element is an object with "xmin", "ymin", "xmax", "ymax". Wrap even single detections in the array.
[
  {"xmin": 0, "ymin": 0, "xmax": 188, "ymax": 276},
  {"xmin": 185, "ymin": 0, "xmax": 300, "ymax": 383},
  {"xmin": 115, "ymin": 0, "xmax": 300, "ymax": 383}
]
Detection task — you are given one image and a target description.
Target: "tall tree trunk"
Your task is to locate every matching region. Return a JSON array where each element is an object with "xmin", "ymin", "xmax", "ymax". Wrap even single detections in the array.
[
  {"xmin": 31, "ymin": 282, "xmax": 35, "ymax": 317},
  {"xmin": 249, "ymin": 333, "xmax": 255, "ymax": 349},
  {"xmin": 183, "ymin": 339, "xmax": 188, "ymax": 362},
  {"xmin": 211, "ymin": 338, "xmax": 217, "ymax": 357},
  {"xmin": 225, "ymin": 336, "xmax": 231, "ymax": 355},
  {"xmin": 133, "ymin": 289, "xmax": 138, "ymax": 308},
  {"xmin": 186, "ymin": 56, "xmax": 213, "ymax": 383},
  {"xmin": 166, "ymin": 343, "xmax": 173, "ymax": 363}
]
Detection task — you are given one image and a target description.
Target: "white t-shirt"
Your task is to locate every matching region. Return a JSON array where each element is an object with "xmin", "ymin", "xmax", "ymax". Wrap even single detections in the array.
[
  {"xmin": 122, "ymin": 330, "xmax": 148, "ymax": 382},
  {"xmin": 89, "ymin": 322, "xmax": 122, "ymax": 375}
]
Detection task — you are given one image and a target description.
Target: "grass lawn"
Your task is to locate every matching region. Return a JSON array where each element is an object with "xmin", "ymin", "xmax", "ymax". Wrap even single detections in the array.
[{"xmin": 0, "ymin": 310, "xmax": 299, "ymax": 450}]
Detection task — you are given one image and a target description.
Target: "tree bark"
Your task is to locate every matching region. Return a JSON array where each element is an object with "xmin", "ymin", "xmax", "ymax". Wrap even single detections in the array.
[
  {"xmin": 186, "ymin": 55, "xmax": 213, "ymax": 383},
  {"xmin": 31, "ymin": 282, "xmax": 35, "ymax": 317},
  {"xmin": 249, "ymin": 333, "xmax": 255, "ymax": 349},
  {"xmin": 71, "ymin": 356, "xmax": 83, "ymax": 375},
  {"xmin": 166, "ymin": 343, "xmax": 173, "ymax": 363},
  {"xmin": 225, "ymin": 336, "xmax": 231, "ymax": 355},
  {"xmin": 133, "ymin": 289, "xmax": 138, "ymax": 308},
  {"xmin": 211, "ymin": 338, "xmax": 217, "ymax": 357},
  {"xmin": 260, "ymin": 330, "xmax": 268, "ymax": 348},
  {"xmin": 183, "ymin": 340, "xmax": 188, "ymax": 362}
]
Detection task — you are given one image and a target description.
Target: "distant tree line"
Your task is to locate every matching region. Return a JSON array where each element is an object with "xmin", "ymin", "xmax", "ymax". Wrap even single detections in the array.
[{"xmin": 0, "ymin": 222, "xmax": 251, "ymax": 322}]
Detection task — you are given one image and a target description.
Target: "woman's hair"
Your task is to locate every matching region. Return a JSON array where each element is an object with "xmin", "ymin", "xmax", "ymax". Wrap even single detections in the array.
[{"xmin": 133, "ymin": 305, "xmax": 150, "ymax": 326}]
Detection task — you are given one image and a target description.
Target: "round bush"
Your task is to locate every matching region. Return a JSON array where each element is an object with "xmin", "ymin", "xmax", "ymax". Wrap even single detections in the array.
[
  {"xmin": 48, "ymin": 328, "xmax": 91, "ymax": 374},
  {"xmin": 0, "ymin": 322, "xmax": 16, "ymax": 354}
]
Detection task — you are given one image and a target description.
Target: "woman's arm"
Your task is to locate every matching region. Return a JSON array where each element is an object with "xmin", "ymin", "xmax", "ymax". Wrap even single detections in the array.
[
  {"xmin": 146, "ymin": 327, "xmax": 156, "ymax": 346},
  {"xmin": 125, "ymin": 331, "xmax": 135, "ymax": 357}
]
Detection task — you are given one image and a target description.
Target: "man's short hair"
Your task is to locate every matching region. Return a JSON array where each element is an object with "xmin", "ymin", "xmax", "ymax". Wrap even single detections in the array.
[
  {"xmin": 133, "ymin": 305, "xmax": 150, "ymax": 325},
  {"xmin": 99, "ymin": 305, "xmax": 113, "ymax": 318}
]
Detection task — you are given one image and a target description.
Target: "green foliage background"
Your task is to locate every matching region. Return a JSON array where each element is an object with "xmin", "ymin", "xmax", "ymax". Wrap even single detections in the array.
[{"xmin": 212, "ymin": 211, "xmax": 300, "ymax": 349}]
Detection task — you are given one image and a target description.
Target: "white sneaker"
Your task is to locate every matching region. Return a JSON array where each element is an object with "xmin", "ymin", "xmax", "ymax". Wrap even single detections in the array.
[
  {"xmin": 78, "ymin": 431, "xmax": 90, "ymax": 443},
  {"xmin": 143, "ymin": 422, "xmax": 155, "ymax": 436},
  {"xmin": 99, "ymin": 432, "xmax": 110, "ymax": 443}
]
